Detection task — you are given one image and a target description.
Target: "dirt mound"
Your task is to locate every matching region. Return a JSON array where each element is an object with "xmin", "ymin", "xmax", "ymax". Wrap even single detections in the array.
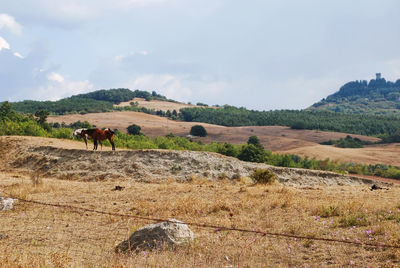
[{"xmin": 0, "ymin": 136, "xmax": 390, "ymax": 188}]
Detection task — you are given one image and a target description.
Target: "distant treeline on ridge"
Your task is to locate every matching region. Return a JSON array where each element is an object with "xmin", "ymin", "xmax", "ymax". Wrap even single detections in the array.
[
  {"xmin": 179, "ymin": 106, "xmax": 400, "ymax": 136},
  {"xmin": 10, "ymin": 89, "xmax": 169, "ymax": 115}
]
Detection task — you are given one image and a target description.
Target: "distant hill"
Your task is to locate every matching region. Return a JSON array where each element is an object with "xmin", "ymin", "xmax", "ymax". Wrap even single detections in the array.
[
  {"xmin": 10, "ymin": 89, "xmax": 172, "ymax": 115},
  {"xmin": 309, "ymin": 73, "xmax": 400, "ymax": 115}
]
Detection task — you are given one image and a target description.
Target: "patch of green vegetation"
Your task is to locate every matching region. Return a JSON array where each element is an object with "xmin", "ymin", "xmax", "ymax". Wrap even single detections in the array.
[
  {"xmin": 320, "ymin": 135, "xmax": 373, "ymax": 148},
  {"xmin": 375, "ymin": 210, "xmax": 400, "ymax": 222},
  {"xmin": 316, "ymin": 205, "xmax": 340, "ymax": 218},
  {"xmin": 339, "ymin": 213, "xmax": 370, "ymax": 227}
]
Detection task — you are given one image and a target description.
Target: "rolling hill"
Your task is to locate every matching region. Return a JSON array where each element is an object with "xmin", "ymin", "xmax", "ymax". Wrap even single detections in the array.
[
  {"xmin": 46, "ymin": 111, "xmax": 400, "ymax": 167},
  {"xmin": 309, "ymin": 73, "xmax": 400, "ymax": 116}
]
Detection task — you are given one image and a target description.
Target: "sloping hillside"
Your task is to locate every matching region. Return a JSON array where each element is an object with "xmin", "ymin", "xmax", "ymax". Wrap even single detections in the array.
[{"xmin": 0, "ymin": 136, "xmax": 389, "ymax": 188}]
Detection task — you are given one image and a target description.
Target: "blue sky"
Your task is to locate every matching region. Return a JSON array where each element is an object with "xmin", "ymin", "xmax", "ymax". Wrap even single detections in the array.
[{"xmin": 1, "ymin": 0, "xmax": 400, "ymax": 110}]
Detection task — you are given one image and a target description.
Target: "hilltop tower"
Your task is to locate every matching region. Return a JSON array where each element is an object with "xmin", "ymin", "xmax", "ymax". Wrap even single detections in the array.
[{"xmin": 376, "ymin": 73, "xmax": 382, "ymax": 80}]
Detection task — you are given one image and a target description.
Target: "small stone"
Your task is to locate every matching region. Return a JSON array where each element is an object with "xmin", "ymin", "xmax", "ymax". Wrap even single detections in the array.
[{"xmin": 0, "ymin": 197, "xmax": 15, "ymax": 211}]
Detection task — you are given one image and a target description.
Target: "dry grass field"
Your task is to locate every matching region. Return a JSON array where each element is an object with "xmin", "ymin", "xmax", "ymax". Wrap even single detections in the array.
[
  {"xmin": 1, "ymin": 171, "xmax": 400, "ymax": 267},
  {"xmin": 47, "ymin": 111, "xmax": 400, "ymax": 167},
  {"xmin": 0, "ymin": 136, "xmax": 400, "ymax": 267}
]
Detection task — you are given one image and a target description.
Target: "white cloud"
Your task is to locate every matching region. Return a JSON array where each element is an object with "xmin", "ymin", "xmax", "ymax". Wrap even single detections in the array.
[
  {"xmin": 0, "ymin": 36, "xmax": 10, "ymax": 51},
  {"xmin": 0, "ymin": 13, "xmax": 22, "ymax": 35},
  {"xmin": 115, "ymin": 50, "xmax": 149, "ymax": 61},
  {"xmin": 0, "ymin": 45, "xmax": 94, "ymax": 102},
  {"xmin": 125, "ymin": 73, "xmax": 229, "ymax": 105},
  {"xmin": 13, "ymin": 52, "xmax": 24, "ymax": 59},
  {"xmin": 47, "ymin": 72, "xmax": 65, "ymax": 83},
  {"xmin": 128, "ymin": 74, "xmax": 192, "ymax": 101},
  {"xmin": 3, "ymin": 0, "xmax": 173, "ymax": 22},
  {"xmin": 38, "ymin": 75, "xmax": 94, "ymax": 101}
]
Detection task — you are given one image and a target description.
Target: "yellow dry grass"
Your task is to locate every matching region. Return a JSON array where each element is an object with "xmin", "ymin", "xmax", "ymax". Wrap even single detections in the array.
[{"xmin": 1, "ymin": 171, "xmax": 400, "ymax": 267}]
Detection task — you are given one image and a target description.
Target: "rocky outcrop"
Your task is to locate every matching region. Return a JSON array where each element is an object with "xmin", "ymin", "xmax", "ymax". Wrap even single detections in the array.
[{"xmin": 115, "ymin": 219, "xmax": 194, "ymax": 252}]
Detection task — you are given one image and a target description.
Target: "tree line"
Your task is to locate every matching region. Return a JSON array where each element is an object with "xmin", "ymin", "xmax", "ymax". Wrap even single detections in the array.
[{"xmin": 178, "ymin": 106, "xmax": 400, "ymax": 136}]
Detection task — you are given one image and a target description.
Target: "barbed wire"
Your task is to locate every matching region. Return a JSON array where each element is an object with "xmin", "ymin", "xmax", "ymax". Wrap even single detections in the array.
[{"xmin": 4, "ymin": 194, "xmax": 400, "ymax": 250}]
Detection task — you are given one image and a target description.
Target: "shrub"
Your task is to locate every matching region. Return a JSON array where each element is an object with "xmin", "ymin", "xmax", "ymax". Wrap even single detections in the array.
[
  {"xmin": 127, "ymin": 124, "xmax": 142, "ymax": 135},
  {"xmin": 250, "ymin": 168, "xmax": 277, "ymax": 184},
  {"xmin": 339, "ymin": 213, "xmax": 370, "ymax": 227},
  {"xmin": 316, "ymin": 205, "xmax": 340, "ymax": 218},
  {"xmin": 51, "ymin": 128, "xmax": 73, "ymax": 139},
  {"xmin": 238, "ymin": 144, "xmax": 265, "ymax": 163},
  {"xmin": 190, "ymin": 125, "xmax": 207, "ymax": 137},
  {"xmin": 290, "ymin": 121, "xmax": 306, "ymax": 129},
  {"xmin": 217, "ymin": 143, "xmax": 239, "ymax": 157},
  {"xmin": 247, "ymin": 135, "xmax": 264, "ymax": 149}
]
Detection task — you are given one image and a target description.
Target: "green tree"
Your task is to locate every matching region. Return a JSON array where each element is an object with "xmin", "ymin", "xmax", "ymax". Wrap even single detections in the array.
[
  {"xmin": 127, "ymin": 124, "xmax": 142, "ymax": 135},
  {"xmin": 190, "ymin": 125, "xmax": 207, "ymax": 137},
  {"xmin": 217, "ymin": 143, "xmax": 239, "ymax": 157},
  {"xmin": 247, "ymin": 135, "xmax": 264, "ymax": 149},
  {"xmin": 0, "ymin": 101, "xmax": 13, "ymax": 120},
  {"xmin": 238, "ymin": 144, "xmax": 265, "ymax": 163},
  {"xmin": 34, "ymin": 110, "xmax": 49, "ymax": 125}
]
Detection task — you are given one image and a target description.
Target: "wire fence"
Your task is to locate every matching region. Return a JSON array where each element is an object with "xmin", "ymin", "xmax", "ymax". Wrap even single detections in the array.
[{"xmin": 4, "ymin": 195, "xmax": 400, "ymax": 251}]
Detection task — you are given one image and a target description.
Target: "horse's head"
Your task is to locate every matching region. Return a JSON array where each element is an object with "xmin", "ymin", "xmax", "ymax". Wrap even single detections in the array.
[
  {"xmin": 72, "ymin": 128, "xmax": 88, "ymax": 138},
  {"xmin": 106, "ymin": 128, "xmax": 115, "ymax": 135}
]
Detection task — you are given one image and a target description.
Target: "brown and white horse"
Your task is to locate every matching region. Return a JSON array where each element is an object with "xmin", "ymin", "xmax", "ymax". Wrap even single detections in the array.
[{"xmin": 81, "ymin": 128, "xmax": 116, "ymax": 151}]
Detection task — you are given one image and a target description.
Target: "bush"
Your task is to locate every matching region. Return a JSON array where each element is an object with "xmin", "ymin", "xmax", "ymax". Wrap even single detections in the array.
[
  {"xmin": 250, "ymin": 168, "xmax": 277, "ymax": 184},
  {"xmin": 238, "ymin": 144, "xmax": 265, "ymax": 163},
  {"xmin": 190, "ymin": 125, "xmax": 207, "ymax": 137},
  {"xmin": 51, "ymin": 128, "xmax": 73, "ymax": 139},
  {"xmin": 247, "ymin": 135, "xmax": 264, "ymax": 149},
  {"xmin": 127, "ymin": 124, "xmax": 142, "ymax": 135},
  {"xmin": 339, "ymin": 213, "xmax": 370, "ymax": 227},
  {"xmin": 217, "ymin": 143, "xmax": 239, "ymax": 157}
]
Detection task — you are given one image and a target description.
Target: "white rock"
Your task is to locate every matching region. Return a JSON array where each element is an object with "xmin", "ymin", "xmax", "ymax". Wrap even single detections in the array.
[
  {"xmin": 116, "ymin": 218, "xmax": 194, "ymax": 252},
  {"xmin": 0, "ymin": 197, "xmax": 15, "ymax": 211}
]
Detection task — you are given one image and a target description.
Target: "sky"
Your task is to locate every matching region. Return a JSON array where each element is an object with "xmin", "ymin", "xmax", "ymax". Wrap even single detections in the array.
[{"xmin": 1, "ymin": 0, "xmax": 400, "ymax": 110}]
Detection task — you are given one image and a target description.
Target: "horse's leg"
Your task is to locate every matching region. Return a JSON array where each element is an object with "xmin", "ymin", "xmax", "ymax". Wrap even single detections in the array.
[
  {"xmin": 109, "ymin": 138, "xmax": 115, "ymax": 151},
  {"xmin": 93, "ymin": 140, "xmax": 97, "ymax": 150},
  {"xmin": 100, "ymin": 140, "xmax": 103, "ymax": 151},
  {"xmin": 84, "ymin": 137, "xmax": 88, "ymax": 149}
]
